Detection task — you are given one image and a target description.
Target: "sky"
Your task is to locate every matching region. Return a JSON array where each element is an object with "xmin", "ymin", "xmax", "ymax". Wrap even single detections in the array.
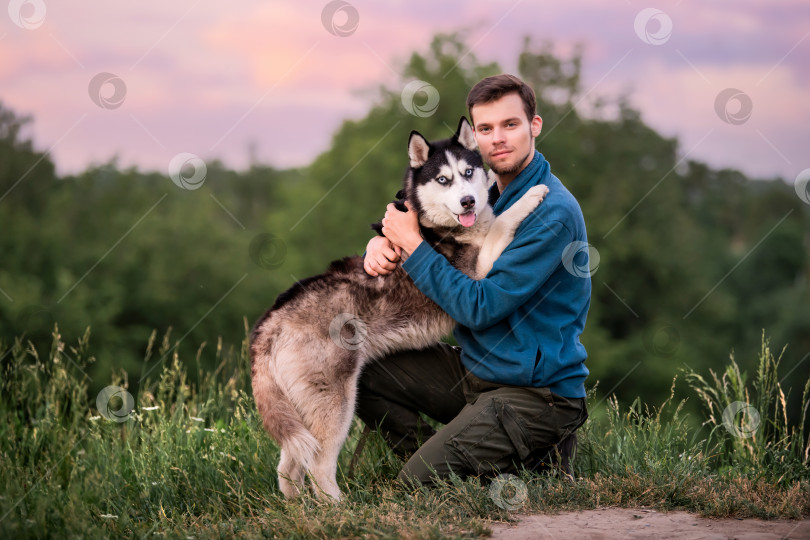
[{"xmin": 2, "ymin": 0, "xmax": 809, "ymax": 183}]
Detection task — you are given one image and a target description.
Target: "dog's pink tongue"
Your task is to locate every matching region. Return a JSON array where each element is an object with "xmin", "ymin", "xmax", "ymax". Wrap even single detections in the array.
[{"xmin": 459, "ymin": 212, "xmax": 476, "ymax": 227}]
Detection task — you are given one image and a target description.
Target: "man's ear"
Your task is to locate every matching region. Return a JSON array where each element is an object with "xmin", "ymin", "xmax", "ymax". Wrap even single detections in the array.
[
  {"xmin": 408, "ymin": 131, "xmax": 430, "ymax": 168},
  {"xmin": 455, "ymin": 117, "xmax": 477, "ymax": 151},
  {"xmin": 531, "ymin": 115, "xmax": 543, "ymax": 138}
]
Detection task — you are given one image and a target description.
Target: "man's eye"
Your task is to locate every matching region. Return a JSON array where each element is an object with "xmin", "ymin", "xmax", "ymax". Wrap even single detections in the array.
[{"xmin": 437, "ymin": 176, "xmax": 448, "ymax": 184}]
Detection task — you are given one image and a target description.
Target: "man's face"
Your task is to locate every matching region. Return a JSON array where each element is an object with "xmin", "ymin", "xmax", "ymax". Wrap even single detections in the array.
[{"xmin": 470, "ymin": 92, "xmax": 542, "ymax": 180}]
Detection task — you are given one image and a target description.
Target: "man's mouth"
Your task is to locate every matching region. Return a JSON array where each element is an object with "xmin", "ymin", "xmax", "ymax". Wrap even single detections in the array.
[
  {"xmin": 456, "ymin": 211, "xmax": 476, "ymax": 227},
  {"xmin": 491, "ymin": 149, "xmax": 512, "ymax": 158}
]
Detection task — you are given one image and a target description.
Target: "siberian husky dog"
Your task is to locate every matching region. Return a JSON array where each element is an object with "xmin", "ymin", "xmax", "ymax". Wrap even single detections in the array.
[{"xmin": 250, "ymin": 117, "xmax": 549, "ymax": 500}]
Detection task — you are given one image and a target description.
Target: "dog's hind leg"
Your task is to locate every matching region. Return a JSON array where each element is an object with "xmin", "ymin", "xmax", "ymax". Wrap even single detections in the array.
[
  {"xmin": 308, "ymin": 386, "xmax": 359, "ymax": 502},
  {"xmin": 252, "ymin": 348, "xmax": 320, "ymax": 498},
  {"xmin": 309, "ymin": 441, "xmax": 343, "ymax": 501},
  {"xmin": 277, "ymin": 447, "xmax": 306, "ymax": 498}
]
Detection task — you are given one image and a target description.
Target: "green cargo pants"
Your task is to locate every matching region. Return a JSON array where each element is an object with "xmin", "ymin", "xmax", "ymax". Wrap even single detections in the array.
[{"xmin": 356, "ymin": 342, "xmax": 588, "ymax": 484}]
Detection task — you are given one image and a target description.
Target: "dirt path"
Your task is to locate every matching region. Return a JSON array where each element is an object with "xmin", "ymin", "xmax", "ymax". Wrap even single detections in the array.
[{"xmin": 489, "ymin": 508, "xmax": 810, "ymax": 539}]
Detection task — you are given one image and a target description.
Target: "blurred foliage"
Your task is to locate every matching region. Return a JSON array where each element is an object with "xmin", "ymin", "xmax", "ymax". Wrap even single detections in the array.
[{"xmin": 1, "ymin": 34, "xmax": 809, "ymax": 417}]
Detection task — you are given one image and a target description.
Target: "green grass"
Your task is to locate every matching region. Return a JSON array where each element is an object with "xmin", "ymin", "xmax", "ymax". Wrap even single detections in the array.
[{"xmin": 1, "ymin": 326, "xmax": 808, "ymax": 538}]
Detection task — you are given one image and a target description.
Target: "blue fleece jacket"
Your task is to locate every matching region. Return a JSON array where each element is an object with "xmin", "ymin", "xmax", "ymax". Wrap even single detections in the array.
[{"xmin": 402, "ymin": 151, "xmax": 590, "ymax": 398}]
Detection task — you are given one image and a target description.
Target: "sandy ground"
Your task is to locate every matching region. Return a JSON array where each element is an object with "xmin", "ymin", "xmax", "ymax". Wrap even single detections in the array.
[{"xmin": 489, "ymin": 508, "xmax": 810, "ymax": 540}]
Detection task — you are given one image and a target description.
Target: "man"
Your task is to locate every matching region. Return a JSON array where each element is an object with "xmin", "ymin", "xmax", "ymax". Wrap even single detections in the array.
[{"xmin": 358, "ymin": 73, "xmax": 590, "ymax": 484}]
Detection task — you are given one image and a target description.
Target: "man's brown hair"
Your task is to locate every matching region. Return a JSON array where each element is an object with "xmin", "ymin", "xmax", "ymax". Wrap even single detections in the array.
[{"xmin": 466, "ymin": 74, "xmax": 537, "ymax": 125}]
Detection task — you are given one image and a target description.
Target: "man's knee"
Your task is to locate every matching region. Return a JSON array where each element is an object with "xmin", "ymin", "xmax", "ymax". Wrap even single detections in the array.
[
  {"xmin": 397, "ymin": 458, "xmax": 431, "ymax": 487},
  {"xmin": 397, "ymin": 452, "xmax": 464, "ymax": 487}
]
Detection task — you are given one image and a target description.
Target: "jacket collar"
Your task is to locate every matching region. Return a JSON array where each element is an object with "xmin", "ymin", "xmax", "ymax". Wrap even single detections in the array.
[{"xmin": 489, "ymin": 150, "xmax": 551, "ymax": 215}]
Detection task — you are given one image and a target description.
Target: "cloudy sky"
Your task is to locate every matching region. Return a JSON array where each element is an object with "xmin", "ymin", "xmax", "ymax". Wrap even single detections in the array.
[{"xmin": 2, "ymin": 0, "xmax": 808, "ymax": 182}]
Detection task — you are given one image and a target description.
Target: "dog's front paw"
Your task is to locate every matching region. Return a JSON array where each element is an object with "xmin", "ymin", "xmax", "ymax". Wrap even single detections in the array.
[{"xmin": 524, "ymin": 184, "xmax": 550, "ymax": 206}]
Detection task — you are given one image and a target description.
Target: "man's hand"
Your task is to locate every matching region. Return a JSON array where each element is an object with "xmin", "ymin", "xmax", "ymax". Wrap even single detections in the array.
[
  {"xmin": 381, "ymin": 201, "xmax": 423, "ymax": 255},
  {"xmin": 364, "ymin": 235, "xmax": 402, "ymax": 277}
]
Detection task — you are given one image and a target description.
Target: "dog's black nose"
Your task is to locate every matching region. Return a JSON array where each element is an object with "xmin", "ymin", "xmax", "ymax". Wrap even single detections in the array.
[{"xmin": 460, "ymin": 196, "xmax": 475, "ymax": 210}]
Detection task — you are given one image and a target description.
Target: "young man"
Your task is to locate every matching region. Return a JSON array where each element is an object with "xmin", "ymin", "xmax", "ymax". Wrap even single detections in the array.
[{"xmin": 359, "ymin": 74, "xmax": 590, "ymax": 484}]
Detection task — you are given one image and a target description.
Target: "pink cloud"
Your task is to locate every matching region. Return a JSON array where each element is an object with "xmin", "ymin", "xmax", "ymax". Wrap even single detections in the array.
[{"xmin": 0, "ymin": 0, "xmax": 807, "ymax": 181}]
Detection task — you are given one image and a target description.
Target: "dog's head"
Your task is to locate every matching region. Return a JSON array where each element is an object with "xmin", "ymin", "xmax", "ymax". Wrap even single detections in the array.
[{"xmin": 405, "ymin": 117, "xmax": 491, "ymax": 230}]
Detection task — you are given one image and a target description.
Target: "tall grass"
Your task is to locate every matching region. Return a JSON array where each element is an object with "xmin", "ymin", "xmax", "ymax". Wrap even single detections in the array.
[
  {"xmin": 1, "ymin": 326, "xmax": 808, "ymax": 538},
  {"xmin": 684, "ymin": 331, "xmax": 810, "ymax": 483}
]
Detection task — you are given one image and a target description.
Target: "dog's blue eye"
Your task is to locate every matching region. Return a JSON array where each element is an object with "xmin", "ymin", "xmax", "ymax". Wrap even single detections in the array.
[
  {"xmin": 465, "ymin": 168, "xmax": 473, "ymax": 177},
  {"xmin": 437, "ymin": 176, "xmax": 448, "ymax": 184}
]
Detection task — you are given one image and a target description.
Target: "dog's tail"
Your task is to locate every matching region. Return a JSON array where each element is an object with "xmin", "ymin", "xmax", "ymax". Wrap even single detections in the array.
[
  {"xmin": 271, "ymin": 398, "xmax": 320, "ymax": 469},
  {"xmin": 251, "ymin": 350, "xmax": 320, "ymax": 469}
]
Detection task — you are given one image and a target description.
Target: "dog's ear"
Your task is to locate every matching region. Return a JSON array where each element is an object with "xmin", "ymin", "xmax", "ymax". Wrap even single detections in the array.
[
  {"xmin": 408, "ymin": 131, "xmax": 430, "ymax": 168},
  {"xmin": 455, "ymin": 117, "xmax": 477, "ymax": 151},
  {"xmin": 370, "ymin": 188, "xmax": 408, "ymax": 236},
  {"xmin": 370, "ymin": 222, "xmax": 385, "ymax": 237},
  {"xmin": 392, "ymin": 187, "xmax": 407, "ymax": 212}
]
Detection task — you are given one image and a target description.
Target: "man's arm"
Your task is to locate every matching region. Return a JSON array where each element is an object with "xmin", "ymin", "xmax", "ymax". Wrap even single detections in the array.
[
  {"xmin": 403, "ymin": 219, "xmax": 573, "ymax": 330},
  {"xmin": 375, "ymin": 198, "xmax": 575, "ymax": 330}
]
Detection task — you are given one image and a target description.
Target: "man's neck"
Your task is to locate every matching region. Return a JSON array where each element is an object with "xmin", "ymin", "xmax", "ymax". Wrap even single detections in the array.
[
  {"xmin": 495, "ymin": 166, "xmax": 525, "ymax": 193},
  {"xmin": 495, "ymin": 175, "xmax": 512, "ymax": 194}
]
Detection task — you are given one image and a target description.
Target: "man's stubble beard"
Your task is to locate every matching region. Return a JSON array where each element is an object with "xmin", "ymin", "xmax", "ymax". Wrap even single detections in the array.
[{"xmin": 487, "ymin": 148, "xmax": 532, "ymax": 176}]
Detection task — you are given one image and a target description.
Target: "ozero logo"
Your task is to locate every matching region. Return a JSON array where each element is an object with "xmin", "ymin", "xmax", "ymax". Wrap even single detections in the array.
[
  {"xmin": 88, "ymin": 72, "xmax": 127, "ymax": 110},
  {"xmin": 321, "ymin": 0, "xmax": 359, "ymax": 37},
  {"xmin": 401, "ymin": 80, "xmax": 440, "ymax": 118},
  {"xmin": 562, "ymin": 241, "xmax": 600, "ymax": 278},
  {"xmin": 8, "ymin": 0, "xmax": 47, "ymax": 29},
  {"xmin": 168, "ymin": 153, "xmax": 207, "ymax": 190},
  {"xmin": 634, "ymin": 8, "xmax": 673, "ymax": 45},
  {"xmin": 488, "ymin": 474, "xmax": 528, "ymax": 511},
  {"xmin": 793, "ymin": 168, "xmax": 810, "ymax": 204},
  {"xmin": 329, "ymin": 313, "xmax": 368, "ymax": 351},
  {"xmin": 96, "ymin": 385, "xmax": 135, "ymax": 423},
  {"xmin": 714, "ymin": 88, "xmax": 753, "ymax": 125},
  {"xmin": 249, "ymin": 233, "xmax": 288, "ymax": 269},
  {"xmin": 722, "ymin": 401, "xmax": 761, "ymax": 439}
]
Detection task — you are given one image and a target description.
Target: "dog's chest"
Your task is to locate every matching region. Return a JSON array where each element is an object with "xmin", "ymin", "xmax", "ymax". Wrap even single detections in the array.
[{"xmin": 433, "ymin": 241, "xmax": 480, "ymax": 278}]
